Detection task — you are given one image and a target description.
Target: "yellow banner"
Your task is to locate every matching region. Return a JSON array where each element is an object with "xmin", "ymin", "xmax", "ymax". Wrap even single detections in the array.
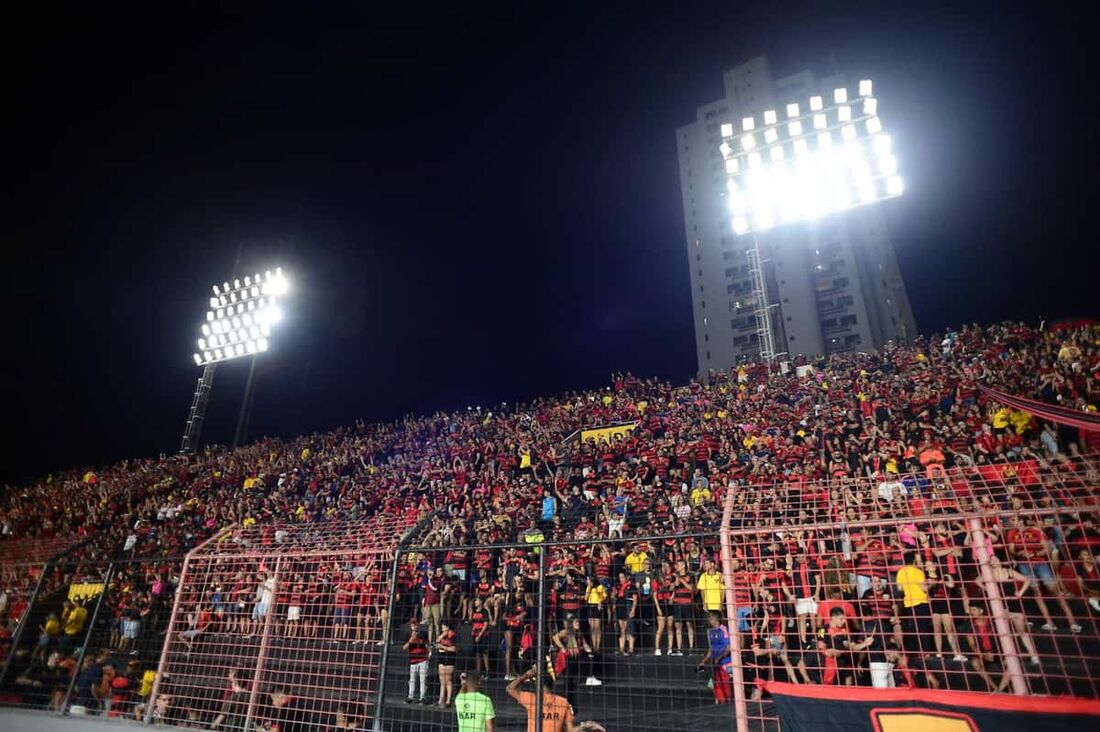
[
  {"xmin": 579, "ymin": 422, "xmax": 637, "ymax": 445},
  {"xmin": 68, "ymin": 583, "xmax": 105, "ymax": 602}
]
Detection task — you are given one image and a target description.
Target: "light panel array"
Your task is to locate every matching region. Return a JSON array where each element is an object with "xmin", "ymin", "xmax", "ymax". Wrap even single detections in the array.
[
  {"xmin": 719, "ymin": 79, "xmax": 902, "ymax": 236},
  {"xmin": 191, "ymin": 268, "xmax": 289, "ymax": 366}
]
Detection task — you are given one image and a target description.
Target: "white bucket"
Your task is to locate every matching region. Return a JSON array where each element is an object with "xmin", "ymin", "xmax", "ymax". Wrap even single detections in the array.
[{"xmin": 870, "ymin": 661, "xmax": 896, "ymax": 688}]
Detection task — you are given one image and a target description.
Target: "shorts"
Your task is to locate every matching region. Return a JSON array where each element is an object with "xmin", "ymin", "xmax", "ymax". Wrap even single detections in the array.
[
  {"xmin": 121, "ymin": 619, "xmax": 141, "ymax": 640},
  {"xmin": 1017, "ymin": 562, "xmax": 1055, "ymax": 585},
  {"xmin": 614, "ymin": 606, "xmax": 631, "ymax": 622},
  {"xmin": 795, "ymin": 598, "xmax": 818, "ymax": 617},
  {"xmin": 472, "ymin": 635, "xmax": 487, "ymax": 653},
  {"xmin": 334, "ymin": 607, "xmax": 352, "ymax": 625},
  {"xmin": 582, "ymin": 605, "xmax": 603, "ymax": 622},
  {"xmin": 252, "ymin": 603, "xmax": 270, "ymax": 621},
  {"xmin": 422, "ymin": 604, "xmax": 442, "ymax": 625},
  {"xmin": 287, "ymin": 606, "xmax": 301, "ymax": 622},
  {"xmin": 673, "ymin": 604, "xmax": 694, "ymax": 622},
  {"xmin": 452, "ymin": 568, "xmax": 467, "ymax": 582}
]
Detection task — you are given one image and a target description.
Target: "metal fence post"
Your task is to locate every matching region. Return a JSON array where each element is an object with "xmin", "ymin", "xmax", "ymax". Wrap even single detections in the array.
[
  {"xmin": 146, "ymin": 554, "xmax": 197, "ymax": 723},
  {"xmin": 147, "ymin": 526, "xmax": 233, "ymax": 722},
  {"xmin": 0, "ymin": 560, "xmax": 51, "ymax": 685},
  {"xmin": 61, "ymin": 562, "xmax": 116, "ymax": 715},
  {"xmin": 720, "ymin": 495, "xmax": 749, "ymax": 732},
  {"xmin": 372, "ymin": 548, "xmax": 404, "ymax": 732},
  {"xmin": 535, "ymin": 546, "xmax": 547, "ymax": 732},
  {"xmin": 967, "ymin": 517, "xmax": 1029, "ymax": 695},
  {"xmin": 243, "ymin": 556, "xmax": 283, "ymax": 730}
]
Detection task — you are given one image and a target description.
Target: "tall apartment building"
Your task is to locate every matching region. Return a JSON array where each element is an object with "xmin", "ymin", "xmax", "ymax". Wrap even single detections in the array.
[{"xmin": 677, "ymin": 56, "xmax": 917, "ymax": 378}]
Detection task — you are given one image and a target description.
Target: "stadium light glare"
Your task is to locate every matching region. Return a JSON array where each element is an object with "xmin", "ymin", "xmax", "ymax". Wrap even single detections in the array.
[
  {"xmin": 189, "ymin": 268, "xmax": 290, "ymax": 366},
  {"xmin": 718, "ymin": 79, "xmax": 902, "ymax": 235}
]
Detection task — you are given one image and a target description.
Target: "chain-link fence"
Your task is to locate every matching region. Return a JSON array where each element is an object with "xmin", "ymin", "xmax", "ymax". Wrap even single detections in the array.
[
  {"xmin": 148, "ymin": 513, "xmax": 421, "ymax": 730},
  {"xmin": 0, "ymin": 556, "xmax": 181, "ymax": 719},
  {"xmin": 716, "ymin": 454, "xmax": 1100, "ymax": 732}
]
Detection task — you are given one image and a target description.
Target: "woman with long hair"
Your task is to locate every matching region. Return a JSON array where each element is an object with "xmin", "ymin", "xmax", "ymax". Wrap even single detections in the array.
[
  {"xmin": 552, "ymin": 613, "xmax": 598, "ymax": 710},
  {"xmin": 583, "ymin": 576, "xmax": 607, "ymax": 654},
  {"xmin": 502, "ymin": 596, "xmax": 526, "ymax": 680},
  {"xmin": 987, "ymin": 556, "xmax": 1041, "ymax": 666},
  {"xmin": 435, "ymin": 619, "xmax": 458, "ymax": 707},
  {"xmin": 614, "ymin": 571, "xmax": 638, "ymax": 656},
  {"xmin": 925, "ymin": 562, "xmax": 966, "ymax": 662},
  {"xmin": 653, "ymin": 561, "xmax": 675, "ymax": 656}
]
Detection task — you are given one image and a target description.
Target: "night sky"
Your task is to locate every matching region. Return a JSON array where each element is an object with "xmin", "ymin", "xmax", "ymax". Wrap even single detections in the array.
[{"xmin": 5, "ymin": 3, "xmax": 1094, "ymax": 484}]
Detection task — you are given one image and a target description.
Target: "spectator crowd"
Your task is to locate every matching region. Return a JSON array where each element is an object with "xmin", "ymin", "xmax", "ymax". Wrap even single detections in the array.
[{"xmin": 1, "ymin": 321, "xmax": 1099, "ymax": 723}]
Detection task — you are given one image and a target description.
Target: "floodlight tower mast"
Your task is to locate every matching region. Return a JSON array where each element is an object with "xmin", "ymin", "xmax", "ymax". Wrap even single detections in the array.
[
  {"xmin": 180, "ymin": 364, "xmax": 216, "ymax": 455},
  {"xmin": 178, "ymin": 268, "xmax": 289, "ymax": 455},
  {"xmin": 746, "ymin": 234, "xmax": 779, "ymax": 363}
]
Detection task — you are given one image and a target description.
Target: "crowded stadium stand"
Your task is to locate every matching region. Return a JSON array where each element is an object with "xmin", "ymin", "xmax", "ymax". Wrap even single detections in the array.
[{"xmin": 0, "ymin": 321, "xmax": 1098, "ymax": 730}]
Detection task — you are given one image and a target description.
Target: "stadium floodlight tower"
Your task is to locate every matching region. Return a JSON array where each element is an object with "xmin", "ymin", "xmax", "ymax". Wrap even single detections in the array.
[
  {"xmin": 179, "ymin": 268, "xmax": 290, "ymax": 454},
  {"xmin": 718, "ymin": 79, "xmax": 903, "ymax": 363}
]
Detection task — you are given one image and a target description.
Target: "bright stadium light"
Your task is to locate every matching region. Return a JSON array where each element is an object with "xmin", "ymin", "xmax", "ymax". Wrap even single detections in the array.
[
  {"xmin": 718, "ymin": 78, "xmax": 904, "ymax": 366},
  {"xmin": 190, "ymin": 268, "xmax": 291, "ymax": 367},
  {"xmin": 718, "ymin": 79, "xmax": 902, "ymax": 236},
  {"xmin": 181, "ymin": 265, "xmax": 294, "ymax": 455}
]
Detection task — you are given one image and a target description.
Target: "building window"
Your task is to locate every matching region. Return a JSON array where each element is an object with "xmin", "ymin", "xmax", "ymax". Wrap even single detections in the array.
[
  {"xmin": 703, "ymin": 316, "xmax": 708, "ymax": 325},
  {"xmin": 786, "ymin": 316, "xmax": 792, "ymax": 322},
  {"xmin": 704, "ymin": 334, "xmax": 709, "ymax": 342},
  {"xmin": 706, "ymin": 351, "xmax": 711, "ymax": 360}
]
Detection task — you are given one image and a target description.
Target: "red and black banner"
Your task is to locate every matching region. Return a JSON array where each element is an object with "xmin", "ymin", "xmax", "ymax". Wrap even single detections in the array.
[
  {"xmin": 765, "ymin": 682, "xmax": 1100, "ymax": 732},
  {"xmin": 978, "ymin": 385, "xmax": 1100, "ymax": 432}
]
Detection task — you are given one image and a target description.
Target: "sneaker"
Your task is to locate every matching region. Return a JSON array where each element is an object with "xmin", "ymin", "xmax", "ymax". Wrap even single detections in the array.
[
  {"xmin": 654, "ymin": 649, "xmax": 663, "ymax": 656},
  {"xmin": 952, "ymin": 654, "xmax": 967, "ymax": 662},
  {"xmin": 405, "ymin": 697, "xmax": 414, "ymax": 705},
  {"xmin": 1041, "ymin": 623, "xmax": 1057, "ymax": 632},
  {"xmin": 585, "ymin": 676, "xmax": 603, "ymax": 686},
  {"xmin": 1071, "ymin": 624, "xmax": 1083, "ymax": 634},
  {"xmin": 420, "ymin": 698, "xmax": 430, "ymax": 705},
  {"xmin": 670, "ymin": 649, "xmax": 683, "ymax": 656},
  {"xmin": 1030, "ymin": 656, "xmax": 1041, "ymax": 666},
  {"xmin": 504, "ymin": 674, "xmax": 516, "ymax": 681},
  {"xmin": 1089, "ymin": 598, "xmax": 1100, "ymax": 613}
]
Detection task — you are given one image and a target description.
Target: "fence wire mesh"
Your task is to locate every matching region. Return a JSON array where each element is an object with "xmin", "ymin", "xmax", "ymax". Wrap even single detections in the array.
[
  {"xmin": 0, "ymin": 557, "xmax": 181, "ymax": 720},
  {"xmin": 149, "ymin": 513, "xmax": 418, "ymax": 730},
  {"xmin": 718, "ymin": 454, "xmax": 1100, "ymax": 732}
]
